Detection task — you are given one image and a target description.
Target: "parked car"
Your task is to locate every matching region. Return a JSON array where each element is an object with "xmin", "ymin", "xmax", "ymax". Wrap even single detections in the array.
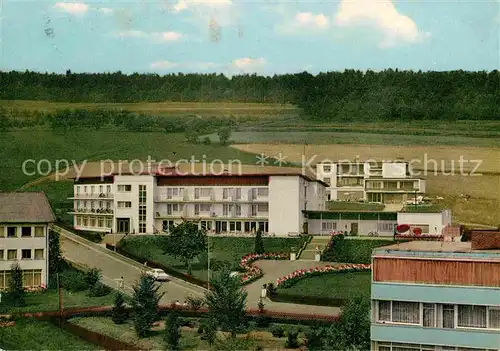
[{"xmin": 145, "ymin": 268, "xmax": 170, "ymax": 281}]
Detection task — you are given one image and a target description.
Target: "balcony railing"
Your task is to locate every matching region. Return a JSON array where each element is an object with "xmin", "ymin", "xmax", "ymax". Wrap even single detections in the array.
[
  {"xmin": 69, "ymin": 208, "xmax": 114, "ymax": 215},
  {"xmin": 72, "ymin": 193, "xmax": 113, "ymax": 199}
]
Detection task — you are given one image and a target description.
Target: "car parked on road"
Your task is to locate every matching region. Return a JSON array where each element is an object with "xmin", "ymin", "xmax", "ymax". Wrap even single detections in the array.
[{"xmin": 145, "ymin": 268, "xmax": 170, "ymax": 282}]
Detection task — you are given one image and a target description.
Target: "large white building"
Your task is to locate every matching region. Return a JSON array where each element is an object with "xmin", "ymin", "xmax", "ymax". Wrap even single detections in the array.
[
  {"xmin": 0, "ymin": 192, "xmax": 55, "ymax": 290},
  {"xmin": 68, "ymin": 164, "xmax": 328, "ymax": 236},
  {"xmin": 315, "ymin": 159, "xmax": 426, "ymax": 204}
]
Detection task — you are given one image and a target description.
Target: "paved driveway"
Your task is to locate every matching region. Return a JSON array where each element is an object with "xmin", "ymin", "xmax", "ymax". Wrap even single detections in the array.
[{"xmin": 57, "ymin": 226, "xmax": 205, "ymax": 305}]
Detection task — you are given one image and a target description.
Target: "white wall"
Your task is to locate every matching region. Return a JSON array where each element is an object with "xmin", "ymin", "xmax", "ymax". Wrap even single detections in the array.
[
  {"xmin": 307, "ymin": 181, "xmax": 327, "ymax": 210},
  {"xmin": 382, "ymin": 162, "xmax": 407, "ymax": 178},
  {"xmin": 269, "ymin": 176, "xmax": 301, "ymax": 235},
  {"xmin": 114, "ymin": 175, "xmax": 155, "ymax": 233},
  {"xmin": 0, "ymin": 224, "xmax": 49, "ymax": 287},
  {"xmin": 308, "ymin": 219, "xmax": 396, "ymax": 237},
  {"xmin": 397, "ymin": 211, "xmax": 450, "ymax": 235}
]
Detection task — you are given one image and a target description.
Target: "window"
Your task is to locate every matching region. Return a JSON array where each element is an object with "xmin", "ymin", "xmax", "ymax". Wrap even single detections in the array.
[
  {"xmin": 7, "ymin": 227, "xmax": 17, "ymax": 238},
  {"xmin": 106, "ymin": 218, "xmax": 113, "ymax": 228},
  {"xmin": 22, "ymin": 269, "xmax": 42, "ymax": 288},
  {"xmin": 76, "ymin": 186, "xmax": 80, "ymax": 194},
  {"xmin": 195, "ymin": 204, "xmax": 211, "ymax": 215},
  {"xmin": 423, "ymin": 303, "xmax": 436, "ymax": 327},
  {"xmin": 378, "ymin": 301, "xmax": 391, "ymax": 321},
  {"xmin": 235, "ymin": 222, "xmax": 242, "ymax": 231},
  {"xmin": 378, "ymin": 223, "xmax": 395, "ymax": 232},
  {"xmin": 91, "ymin": 201, "xmax": 95, "ymax": 209},
  {"xmin": 0, "ymin": 226, "xmax": 4, "ymax": 237},
  {"xmin": 167, "ymin": 204, "xmax": 182, "ymax": 214},
  {"xmin": 323, "ymin": 165, "xmax": 331, "ymax": 173},
  {"xmin": 106, "ymin": 185, "xmax": 111, "ymax": 194},
  {"xmin": 235, "ymin": 204, "xmax": 242, "ymax": 216},
  {"xmin": 34, "ymin": 249, "xmax": 44, "ymax": 260},
  {"xmin": 99, "ymin": 201, "xmax": 103, "ymax": 208},
  {"xmin": 323, "ymin": 177, "xmax": 331, "ymax": 185},
  {"xmin": 77, "ymin": 217, "xmax": 82, "ymax": 226},
  {"xmin": 0, "ymin": 250, "xmax": 3, "ymax": 260},
  {"xmin": 98, "ymin": 217, "xmax": 104, "ymax": 228},
  {"xmin": 195, "ymin": 188, "xmax": 211, "ymax": 198},
  {"xmin": 322, "ymin": 222, "xmax": 336, "ymax": 231},
  {"xmin": 21, "ymin": 227, "xmax": 32, "ymax": 237},
  {"xmin": 392, "ymin": 301, "xmax": 420, "ymax": 324},
  {"xmin": 200, "ymin": 221, "xmax": 212, "ymax": 231},
  {"xmin": 117, "ymin": 184, "xmax": 132, "ymax": 192},
  {"xmin": 229, "ymin": 221, "xmax": 236, "ymax": 231},
  {"xmin": 0, "ymin": 271, "xmax": 11, "ymax": 290},
  {"xmin": 83, "ymin": 217, "xmax": 89, "ymax": 227},
  {"xmin": 257, "ymin": 204, "xmax": 268, "ymax": 213},
  {"xmin": 84, "ymin": 186, "xmax": 87, "ymax": 193},
  {"xmin": 223, "ymin": 188, "xmax": 231, "ymax": 199},
  {"xmin": 458, "ymin": 305, "xmax": 486, "ymax": 328},
  {"xmin": 488, "ymin": 307, "xmax": 500, "ymax": 329},
  {"xmin": 234, "ymin": 188, "xmax": 241, "ymax": 199},
  {"xmin": 257, "ymin": 188, "xmax": 268, "ymax": 197},
  {"xmin": 7, "ymin": 250, "xmax": 17, "ymax": 260},
  {"xmin": 21, "ymin": 249, "xmax": 32, "ymax": 260},
  {"xmin": 442, "ymin": 304, "xmax": 455, "ymax": 328},
  {"xmin": 118, "ymin": 201, "xmax": 132, "ymax": 208},
  {"xmin": 223, "ymin": 204, "xmax": 232, "ymax": 216}
]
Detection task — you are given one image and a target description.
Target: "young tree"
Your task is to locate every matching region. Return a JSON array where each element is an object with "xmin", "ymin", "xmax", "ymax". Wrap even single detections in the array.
[
  {"xmin": 131, "ymin": 274, "xmax": 164, "ymax": 337},
  {"xmin": 322, "ymin": 296, "xmax": 371, "ymax": 350},
  {"xmin": 163, "ymin": 221, "xmax": 207, "ymax": 275},
  {"xmin": 84, "ymin": 268, "xmax": 102, "ymax": 289},
  {"xmin": 164, "ymin": 311, "xmax": 182, "ymax": 351},
  {"xmin": 8, "ymin": 262, "xmax": 25, "ymax": 306},
  {"xmin": 254, "ymin": 229, "xmax": 265, "ymax": 254},
  {"xmin": 201, "ymin": 317, "xmax": 218, "ymax": 346},
  {"xmin": 112, "ymin": 292, "xmax": 129, "ymax": 324},
  {"xmin": 48, "ymin": 230, "xmax": 64, "ymax": 280},
  {"xmin": 217, "ymin": 127, "xmax": 231, "ymax": 145},
  {"xmin": 204, "ymin": 266, "xmax": 247, "ymax": 338}
]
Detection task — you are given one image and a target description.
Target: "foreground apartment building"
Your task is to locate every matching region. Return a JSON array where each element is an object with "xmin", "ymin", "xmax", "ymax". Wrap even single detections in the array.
[
  {"xmin": 68, "ymin": 164, "xmax": 327, "ymax": 236},
  {"xmin": 371, "ymin": 232, "xmax": 500, "ymax": 350},
  {"xmin": 315, "ymin": 159, "xmax": 426, "ymax": 203},
  {"xmin": 0, "ymin": 192, "xmax": 55, "ymax": 290}
]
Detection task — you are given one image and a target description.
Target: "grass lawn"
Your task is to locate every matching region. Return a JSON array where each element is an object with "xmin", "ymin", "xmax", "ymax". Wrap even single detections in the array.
[
  {"xmin": 277, "ymin": 271, "xmax": 371, "ymax": 301},
  {"xmin": 0, "ymin": 130, "xmax": 258, "ymax": 191},
  {"xmin": 327, "ymin": 201, "xmax": 385, "ymax": 211},
  {"xmin": 0, "ymin": 318, "xmax": 99, "ymax": 350},
  {"xmin": 118, "ymin": 236, "xmax": 307, "ymax": 281},
  {"xmin": 69, "ymin": 316, "xmax": 306, "ymax": 351},
  {"xmin": 322, "ymin": 238, "xmax": 395, "ymax": 264}
]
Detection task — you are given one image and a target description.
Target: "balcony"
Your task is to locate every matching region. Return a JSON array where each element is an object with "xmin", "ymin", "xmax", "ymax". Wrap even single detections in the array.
[
  {"xmin": 70, "ymin": 193, "xmax": 114, "ymax": 199},
  {"xmin": 69, "ymin": 208, "xmax": 114, "ymax": 216}
]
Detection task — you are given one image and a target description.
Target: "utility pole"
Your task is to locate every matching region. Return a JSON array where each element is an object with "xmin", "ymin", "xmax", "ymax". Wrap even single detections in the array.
[
  {"xmin": 207, "ymin": 232, "xmax": 211, "ymax": 290},
  {"xmin": 57, "ymin": 273, "xmax": 63, "ymax": 328}
]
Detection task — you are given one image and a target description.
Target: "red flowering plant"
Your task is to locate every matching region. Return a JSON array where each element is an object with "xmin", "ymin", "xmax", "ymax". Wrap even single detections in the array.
[
  {"xmin": 239, "ymin": 252, "xmax": 289, "ymax": 285},
  {"xmin": 275, "ymin": 263, "xmax": 371, "ymax": 289},
  {"xmin": 395, "ymin": 234, "xmax": 444, "ymax": 241},
  {"xmin": 25, "ymin": 284, "xmax": 47, "ymax": 294}
]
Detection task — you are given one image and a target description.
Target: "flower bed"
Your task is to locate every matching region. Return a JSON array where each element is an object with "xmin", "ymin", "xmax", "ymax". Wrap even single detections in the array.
[
  {"xmin": 395, "ymin": 235, "xmax": 444, "ymax": 241},
  {"xmin": 276, "ymin": 263, "xmax": 372, "ymax": 289},
  {"xmin": 240, "ymin": 252, "xmax": 289, "ymax": 285}
]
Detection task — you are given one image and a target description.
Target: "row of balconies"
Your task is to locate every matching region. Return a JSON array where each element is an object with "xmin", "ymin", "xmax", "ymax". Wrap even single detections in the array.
[
  {"xmin": 71, "ymin": 208, "xmax": 114, "ymax": 215},
  {"xmin": 71, "ymin": 193, "xmax": 114, "ymax": 199},
  {"xmin": 155, "ymin": 188, "xmax": 268, "ymax": 203}
]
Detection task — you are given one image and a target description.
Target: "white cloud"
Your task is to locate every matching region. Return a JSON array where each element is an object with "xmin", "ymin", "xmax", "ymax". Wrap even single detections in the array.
[
  {"xmin": 278, "ymin": 12, "xmax": 330, "ymax": 34},
  {"xmin": 150, "ymin": 61, "xmax": 179, "ymax": 70},
  {"xmin": 334, "ymin": 0, "xmax": 430, "ymax": 47},
  {"xmin": 98, "ymin": 8, "xmax": 113, "ymax": 14},
  {"xmin": 231, "ymin": 57, "xmax": 266, "ymax": 73},
  {"xmin": 118, "ymin": 30, "xmax": 183, "ymax": 42},
  {"xmin": 54, "ymin": 2, "xmax": 89, "ymax": 15},
  {"xmin": 150, "ymin": 60, "xmax": 221, "ymax": 70},
  {"xmin": 171, "ymin": 0, "xmax": 236, "ymax": 27}
]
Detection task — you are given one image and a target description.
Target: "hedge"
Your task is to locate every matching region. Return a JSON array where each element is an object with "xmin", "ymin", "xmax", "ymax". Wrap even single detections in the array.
[{"xmin": 321, "ymin": 234, "xmax": 395, "ymax": 264}]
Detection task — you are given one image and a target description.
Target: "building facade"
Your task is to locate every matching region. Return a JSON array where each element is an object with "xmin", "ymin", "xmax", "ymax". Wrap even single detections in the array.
[
  {"xmin": 304, "ymin": 209, "xmax": 451, "ymax": 237},
  {"xmin": 68, "ymin": 166, "xmax": 327, "ymax": 236},
  {"xmin": 315, "ymin": 159, "xmax": 426, "ymax": 203},
  {"xmin": 371, "ymin": 239, "xmax": 500, "ymax": 351},
  {"xmin": 0, "ymin": 192, "xmax": 55, "ymax": 290}
]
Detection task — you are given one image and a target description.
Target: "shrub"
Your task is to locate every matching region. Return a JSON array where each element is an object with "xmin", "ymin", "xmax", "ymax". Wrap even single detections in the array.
[
  {"xmin": 305, "ymin": 327, "xmax": 326, "ymax": 351},
  {"xmin": 112, "ymin": 292, "xmax": 129, "ymax": 324},
  {"xmin": 164, "ymin": 311, "xmax": 182, "ymax": 351},
  {"xmin": 185, "ymin": 296, "xmax": 204, "ymax": 311},
  {"xmin": 203, "ymin": 136, "xmax": 211, "ymax": 145},
  {"xmin": 285, "ymin": 328, "xmax": 300, "ymax": 349},
  {"xmin": 61, "ymin": 270, "xmax": 88, "ymax": 292},
  {"xmin": 87, "ymin": 282, "xmax": 111, "ymax": 297},
  {"xmin": 7, "ymin": 262, "xmax": 25, "ymax": 307},
  {"xmin": 84, "ymin": 268, "xmax": 102, "ymax": 289},
  {"xmin": 255, "ymin": 315, "xmax": 271, "ymax": 328},
  {"xmin": 270, "ymin": 325, "xmax": 285, "ymax": 338}
]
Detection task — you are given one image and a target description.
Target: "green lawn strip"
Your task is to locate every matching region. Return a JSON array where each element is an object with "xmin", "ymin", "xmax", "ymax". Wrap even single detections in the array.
[
  {"xmin": 276, "ymin": 271, "xmax": 371, "ymax": 301},
  {"xmin": 327, "ymin": 201, "xmax": 385, "ymax": 211},
  {"xmin": 0, "ymin": 318, "xmax": 99, "ymax": 350},
  {"xmin": 322, "ymin": 238, "xmax": 395, "ymax": 264},
  {"xmin": 118, "ymin": 236, "xmax": 306, "ymax": 281}
]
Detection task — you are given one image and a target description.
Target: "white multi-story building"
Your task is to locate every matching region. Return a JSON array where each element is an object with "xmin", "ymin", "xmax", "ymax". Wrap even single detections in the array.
[
  {"xmin": 68, "ymin": 164, "xmax": 328, "ymax": 236},
  {"xmin": 0, "ymin": 192, "xmax": 55, "ymax": 290},
  {"xmin": 315, "ymin": 159, "xmax": 426, "ymax": 204}
]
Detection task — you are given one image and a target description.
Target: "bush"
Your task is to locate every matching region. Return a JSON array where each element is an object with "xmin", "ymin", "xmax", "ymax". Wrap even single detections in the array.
[
  {"xmin": 322, "ymin": 237, "xmax": 394, "ymax": 263},
  {"xmin": 87, "ymin": 282, "xmax": 111, "ymax": 297},
  {"xmin": 270, "ymin": 325, "xmax": 285, "ymax": 338},
  {"xmin": 203, "ymin": 136, "xmax": 211, "ymax": 145},
  {"xmin": 305, "ymin": 327, "xmax": 326, "ymax": 351},
  {"xmin": 285, "ymin": 328, "xmax": 300, "ymax": 349},
  {"xmin": 61, "ymin": 270, "xmax": 88, "ymax": 292},
  {"xmin": 84, "ymin": 268, "xmax": 102, "ymax": 289},
  {"xmin": 112, "ymin": 292, "xmax": 129, "ymax": 324},
  {"xmin": 185, "ymin": 296, "xmax": 204, "ymax": 311},
  {"xmin": 255, "ymin": 315, "xmax": 271, "ymax": 328}
]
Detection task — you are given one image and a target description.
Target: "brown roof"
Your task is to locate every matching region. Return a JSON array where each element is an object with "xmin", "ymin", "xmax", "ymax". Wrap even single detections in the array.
[{"xmin": 0, "ymin": 192, "xmax": 56, "ymax": 223}]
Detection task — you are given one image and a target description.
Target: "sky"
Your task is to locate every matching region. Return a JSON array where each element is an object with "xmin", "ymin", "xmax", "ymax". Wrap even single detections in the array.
[{"xmin": 0, "ymin": 0, "xmax": 499, "ymax": 75}]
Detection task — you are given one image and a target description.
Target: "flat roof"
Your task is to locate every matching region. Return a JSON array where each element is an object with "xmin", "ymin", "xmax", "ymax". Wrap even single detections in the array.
[
  {"xmin": 69, "ymin": 162, "xmax": 328, "ymax": 186},
  {"xmin": 0, "ymin": 192, "xmax": 56, "ymax": 223},
  {"xmin": 373, "ymin": 241, "xmax": 500, "ymax": 259}
]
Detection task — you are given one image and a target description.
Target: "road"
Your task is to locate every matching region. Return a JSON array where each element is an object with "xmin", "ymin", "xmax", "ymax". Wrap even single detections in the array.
[{"xmin": 55, "ymin": 225, "xmax": 205, "ymax": 305}]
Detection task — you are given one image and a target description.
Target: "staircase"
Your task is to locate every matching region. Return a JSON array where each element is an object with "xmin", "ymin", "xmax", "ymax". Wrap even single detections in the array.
[{"xmin": 298, "ymin": 236, "xmax": 331, "ymax": 260}]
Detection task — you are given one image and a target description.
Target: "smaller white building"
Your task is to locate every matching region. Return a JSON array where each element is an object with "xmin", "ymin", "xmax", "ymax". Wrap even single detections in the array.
[{"xmin": 0, "ymin": 192, "xmax": 55, "ymax": 290}]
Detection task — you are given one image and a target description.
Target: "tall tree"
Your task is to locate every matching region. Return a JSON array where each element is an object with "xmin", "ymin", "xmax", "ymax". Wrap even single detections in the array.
[
  {"xmin": 112, "ymin": 292, "xmax": 129, "ymax": 324},
  {"xmin": 204, "ymin": 266, "xmax": 247, "ymax": 338},
  {"xmin": 131, "ymin": 274, "xmax": 164, "ymax": 337},
  {"xmin": 163, "ymin": 311, "xmax": 182, "ymax": 351},
  {"xmin": 8, "ymin": 262, "xmax": 25, "ymax": 306},
  {"xmin": 48, "ymin": 229, "xmax": 64, "ymax": 280},
  {"xmin": 322, "ymin": 296, "xmax": 371, "ymax": 350},
  {"xmin": 254, "ymin": 229, "xmax": 265, "ymax": 254},
  {"xmin": 163, "ymin": 221, "xmax": 207, "ymax": 274},
  {"xmin": 217, "ymin": 127, "xmax": 231, "ymax": 145}
]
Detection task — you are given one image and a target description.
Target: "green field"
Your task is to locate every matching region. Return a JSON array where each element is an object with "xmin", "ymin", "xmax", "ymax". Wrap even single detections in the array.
[
  {"xmin": 118, "ymin": 236, "xmax": 306, "ymax": 281},
  {"xmin": 0, "ymin": 319, "xmax": 99, "ymax": 350},
  {"xmin": 277, "ymin": 271, "xmax": 371, "ymax": 301}
]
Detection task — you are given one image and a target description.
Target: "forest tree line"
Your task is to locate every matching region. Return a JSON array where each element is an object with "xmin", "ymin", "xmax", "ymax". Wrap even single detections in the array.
[{"xmin": 0, "ymin": 69, "xmax": 499, "ymax": 121}]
